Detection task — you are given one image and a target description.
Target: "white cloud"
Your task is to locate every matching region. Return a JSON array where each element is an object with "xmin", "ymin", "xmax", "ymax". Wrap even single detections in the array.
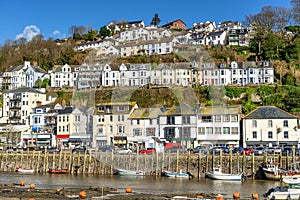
[
  {"xmin": 52, "ymin": 30, "xmax": 60, "ymax": 36},
  {"xmin": 16, "ymin": 25, "xmax": 40, "ymax": 41}
]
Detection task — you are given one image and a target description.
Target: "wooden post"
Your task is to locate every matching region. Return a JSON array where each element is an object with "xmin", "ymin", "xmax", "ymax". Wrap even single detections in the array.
[
  {"xmin": 88, "ymin": 152, "xmax": 92, "ymax": 174},
  {"xmin": 212, "ymin": 151, "xmax": 215, "ymax": 171},
  {"xmin": 77, "ymin": 153, "xmax": 80, "ymax": 173},
  {"xmin": 161, "ymin": 151, "xmax": 165, "ymax": 175},
  {"xmin": 219, "ymin": 149, "xmax": 222, "ymax": 168},
  {"xmin": 36, "ymin": 152, "xmax": 41, "ymax": 172},
  {"xmin": 242, "ymin": 152, "xmax": 246, "ymax": 174},
  {"xmin": 230, "ymin": 147, "xmax": 233, "ymax": 174},
  {"xmin": 252, "ymin": 153, "xmax": 255, "ymax": 179},
  {"xmin": 83, "ymin": 152, "xmax": 87, "ymax": 174},
  {"xmin": 205, "ymin": 154, "xmax": 209, "ymax": 173},
  {"xmin": 136, "ymin": 146, "xmax": 139, "ymax": 172},
  {"xmin": 176, "ymin": 150, "xmax": 179, "ymax": 173},
  {"xmin": 156, "ymin": 151, "xmax": 159, "ymax": 176},
  {"xmin": 198, "ymin": 152, "xmax": 201, "ymax": 178},
  {"xmin": 187, "ymin": 150, "xmax": 190, "ymax": 172},
  {"xmin": 58, "ymin": 151, "xmax": 62, "ymax": 169}
]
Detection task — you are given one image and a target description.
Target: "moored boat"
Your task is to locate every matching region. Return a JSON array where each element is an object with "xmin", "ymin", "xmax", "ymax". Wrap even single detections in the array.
[
  {"xmin": 16, "ymin": 167, "xmax": 35, "ymax": 173},
  {"xmin": 162, "ymin": 170, "xmax": 192, "ymax": 178},
  {"xmin": 264, "ymin": 176, "xmax": 300, "ymax": 199},
  {"xmin": 262, "ymin": 160, "xmax": 300, "ymax": 181},
  {"xmin": 205, "ymin": 167, "xmax": 243, "ymax": 181},
  {"xmin": 48, "ymin": 168, "xmax": 69, "ymax": 174},
  {"xmin": 116, "ymin": 169, "xmax": 145, "ymax": 176}
]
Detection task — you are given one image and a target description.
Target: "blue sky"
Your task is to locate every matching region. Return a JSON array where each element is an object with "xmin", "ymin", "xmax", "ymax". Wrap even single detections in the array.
[{"xmin": 0, "ymin": 0, "xmax": 291, "ymax": 45}]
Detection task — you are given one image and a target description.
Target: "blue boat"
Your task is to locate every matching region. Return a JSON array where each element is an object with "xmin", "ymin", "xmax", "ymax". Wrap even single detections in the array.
[
  {"xmin": 116, "ymin": 169, "xmax": 145, "ymax": 176},
  {"xmin": 162, "ymin": 170, "xmax": 192, "ymax": 178}
]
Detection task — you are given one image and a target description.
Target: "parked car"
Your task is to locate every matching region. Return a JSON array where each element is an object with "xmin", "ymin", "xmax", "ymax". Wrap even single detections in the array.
[
  {"xmin": 267, "ymin": 146, "xmax": 281, "ymax": 154},
  {"xmin": 72, "ymin": 146, "xmax": 87, "ymax": 153},
  {"xmin": 188, "ymin": 146, "xmax": 208, "ymax": 154},
  {"xmin": 139, "ymin": 148, "xmax": 156, "ymax": 155},
  {"xmin": 223, "ymin": 147, "xmax": 239, "ymax": 154},
  {"xmin": 209, "ymin": 147, "xmax": 223, "ymax": 154},
  {"xmin": 115, "ymin": 148, "xmax": 132, "ymax": 155},
  {"xmin": 253, "ymin": 147, "xmax": 265, "ymax": 155},
  {"xmin": 6, "ymin": 147, "xmax": 14, "ymax": 153},
  {"xmin": 241, "ymin": 147, "xmax": 254, "ymax": 155},
  {"xmin": 42, "ymin": 147, "xmax": 60, "ymax": 154},
  {"xmin": 165, "ymin": 146, "xmax": 185, "ymax": 154},
  {"xmin": 282, "ymin": 147, "xmax": 293, "ymax": 155},
  {"xmin": 98, "ymin": 145, "xmax": 115, "ymax": 152}
]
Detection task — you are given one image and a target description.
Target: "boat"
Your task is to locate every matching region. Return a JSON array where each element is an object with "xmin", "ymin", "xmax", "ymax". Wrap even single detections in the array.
[
  {"xmin": 205, "ymin": 167, "xmax": 243, "ymax": 181},
  {"xmin": 16, "ymin": 167, "xmax": 35, "ymax": 173},
  {"xmin": 264, "ymin": 176, "xmax": 300, "ymax": 199},
  {"xmin": 162, "ymin": 170, "xmax": 192, "ymax": 178},
  {"xmin": 262, "ymin": 160, "xmax": 300, "ymax": 181},
  {"xmin": 48, "ymin": 168, "xmax": 69, "ymax": 174},
  {"xmin": 116, "ymin": 169, "xmax": 145, "ymax": 176}
]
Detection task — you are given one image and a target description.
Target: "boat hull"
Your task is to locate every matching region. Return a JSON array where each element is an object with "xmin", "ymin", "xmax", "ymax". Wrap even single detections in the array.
[
  {"xmin": 16, "ymin": 168, "xmax": 34, "ymax": 173},
  {"xmin": 263, "ymin": 169, "xmax": 300, "ymax": 181},
  {"xmin": 205, "ymin": 172, "xmax": 243, "ymax": 181},
  {"xmin": 116, "ymin": 169, "xmax": 145, "ymax": 176},
  {"xmin": 162, "ymin": 171, "xmax": 190, "ymax": 178}
]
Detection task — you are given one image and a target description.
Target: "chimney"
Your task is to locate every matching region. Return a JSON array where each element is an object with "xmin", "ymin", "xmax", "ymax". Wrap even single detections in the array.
[
  {"xmin": 226, "ymin": 57, "xmax": 230, "ymax": 64},
  {"xmin": 36, "ymin": 101, "xmax": 42, "ymax": 107},
  {"xmin": 162, "ymin": 100, "xmax": 167, "ymax": 112},
  {"xmin": 24, "ymin": 61, "xmax": 30, "ymax": 68}
]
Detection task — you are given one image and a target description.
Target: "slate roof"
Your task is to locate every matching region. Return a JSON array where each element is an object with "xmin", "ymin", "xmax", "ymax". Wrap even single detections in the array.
[
  {"xmin": 5, "ymin": 87, "xmax": 43, "ymax": 94},
  {"xmin": 163, "ymin": 103, "xmax": 195, "ymax": 116},
  {"xmin": 58, "ymin": 107, "xmax": 75, "ymax": 115},
  {"xmin": 129, "ymin": 107, "xmax": 163, "ymax": 119},
  {"xmin": 244, "ymin": 106, "xmax": 297, "ymax": 119}
]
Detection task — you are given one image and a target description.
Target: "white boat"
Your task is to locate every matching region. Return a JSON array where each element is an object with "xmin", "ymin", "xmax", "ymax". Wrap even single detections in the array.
[
  {"xmin": 116, "ymin": 169, "xmax": 145, "ymax": 176},
  {"xmin": 16, "ymin": 167, "xmax": 35, "ymax": 173},
  {"xmin": 205, "ymin": 167, "xmax": 243, "ymax": 181},
  {"xmin": 162, "ymin": 170, "xmax": 192, "ymax": 178},
  {"xmin": 264, "ymin": 176, "xmax": 300, "ymax": 199}
]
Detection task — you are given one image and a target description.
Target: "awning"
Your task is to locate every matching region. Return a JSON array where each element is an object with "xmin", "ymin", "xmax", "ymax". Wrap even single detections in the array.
[
  {"xmin": 165, "ymin": 138, "xmax": 196, "ymax": 142},
  {"xmin": 57, "ymin": 134, "xmax": 69, "ymax": 139}
]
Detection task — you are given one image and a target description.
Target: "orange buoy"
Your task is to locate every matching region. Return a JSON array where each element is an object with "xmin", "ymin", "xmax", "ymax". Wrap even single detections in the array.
[
  {"xmin": 125, "ymin": 187, "xmax": 132, "ymax": 193},
  {"xmin": 252, "ymin": 193, "xmax": 259, "ymax": 200},
  {"xmin": 79, "ymin": 191, "xmax": 87, "ymax": 198},
  {"xmin": 215, "ymin": 194, "xmax": 224, "ymax": 200},
  {"xmin": 28, "ymin": 198, "xmax": 35, "ymax": 200},
  {"xmin": 233, "ymin": 192, "xmax": 240, "ymax": 199},
  {"xmin": 20, "ymin": 181, "xmax": 26, "ymax": 186},
  {"xmin": 197, "ymin": 195, "xmax": 204, "ymax": 199},
  {"xmin": 29, "ymin": 184, "xmax": 35, "ymax": 189}
]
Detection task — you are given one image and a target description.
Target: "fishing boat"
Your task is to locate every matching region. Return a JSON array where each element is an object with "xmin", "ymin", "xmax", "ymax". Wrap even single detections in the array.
[
  {"xmin": 162, "ymin": 170, "xmax": 192, "ymax": 178},
  {"xmin": 16, "ymin": 167, "xmax": 35, "ymax": 173},
  {"xmin": 264, "ymin": 176, "xmax": 300, "ymax": 199},
  {"xmin": 205, "ymin": 167, "xmax": 243, "ymax": 181},
  {"xmin": 116, "ymin": 169, "xmax": 145, "ymax": 176},
  {"xmin": 48, "ymin": 168, "xmax": 69, "ymax": 174},
  {"xmin": 262, "ymin": 160, "xmax": 300, "ymax": 181}
]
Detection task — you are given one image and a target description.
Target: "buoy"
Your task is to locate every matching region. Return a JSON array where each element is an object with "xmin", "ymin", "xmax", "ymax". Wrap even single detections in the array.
[
  {"xmin": 56, "ymin": 188, "xmax": 63, "ymax": 195},
  {"xmin": 29, "ymin": 184, "xmax": 35, "ymax": 189},
  {"xmin": 28, "ymin": 198, "xmax": 35, "ymax": 200},
  {"xmin": 215, "ymin": 194, "xmax": 224, "ymax": 200},
  {"xmin": 252, "ymin": 193, "xmax": 259, "ymax": 200},
  {"xmin": 20, "ymin": 181, "xmax": 26, "ymax": 186},
  {"xmin": 197, "ymin": 195, "xmax": 204, "ymax": 199},
  {"xmin": 233, "ymin": 192, "xmax": 240, "ymax": 199},
  {"xmin": 79, "ymin": 191, "xmax": 87, "ymax": 198},
  {"xmin": 125, "ymin": 187, "xmax": 132, "ymax": 193}
]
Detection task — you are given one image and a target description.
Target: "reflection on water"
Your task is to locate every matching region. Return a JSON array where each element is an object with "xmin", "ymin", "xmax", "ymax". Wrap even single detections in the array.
[{"xmin": 0, "ymin": 172, "xmax": 284, "ymax": 198}]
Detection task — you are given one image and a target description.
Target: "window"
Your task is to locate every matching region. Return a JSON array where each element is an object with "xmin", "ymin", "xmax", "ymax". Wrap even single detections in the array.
[
  {"xmin": 215, "ymin": 127, "xmax": 221, "ymax": 134},
  {"xmin": 231, "ymin": 115, "xmax": 238, "ymax": 122},
  {"xmin": 110, "ymin": 115, "xmax": 113, "ymax": 122},
  {"xmin": 252, "ymin": 131, "xmax": 257, "ymax": 139},
  {"xmin": 167, "ymin": 116, "xmax": 175, "ymax": 125},
  {"xmin": 198, "ymin": 127, "xmax": 205, "ymax": 135},
  {"xmin": 133, "ymin": 128, "xmax": 142, "ymax": 136},
  {"xmin": 223, "ymin": 115, "xmax": 230, "ymax": 122},
  {"xmin": 206, "ymin": 127, "xmax": 213, "ymax": 134},
  {"xmin": 268, "ymin": 131, "xmax": 273, "ymax": 139},
  {"xmin": 118, "ymin": 125, "xmax": 124, "ymax": 133},
  {"xmin": 182, "ymin": 116, "xmax": 190, "ymax": 124},
  {"xmin": 283, "ymin": 120, "xmax": 288, "ymax": 127},
  {"xmin": 268, "ymin": 120, "xmax": 273, "ymax": 128},
  {"xmin": 165, "ymin": 127, "xmax": 175, "ymax": 138},
  {"xmin": 215, "ymin": 115, "xmax": 221, "ymax": 122},
  {"xmin": 146, "ymin": 128, "xmax": 155, "ymax": 136},
  {"xmin": 284, "ymin": 131, "xmax": 289, "ymax": 139},
  {"xmin": 231, "ymin": 127, "xmax": 239, "ymax": 134},
  {"xmin": 252, "ymin": 120, "xmax": 257, "ymax": 128},
  {"xmin": 223, "ymin": 127, "xmax": 230, "ymax": 134},
  {"xmin": 118, "ymin": 106, "xmax": 125, "ymax": 111},
  {"xmin": 202, "ymin": 116, "xmax": 212, "ymax": 122}
]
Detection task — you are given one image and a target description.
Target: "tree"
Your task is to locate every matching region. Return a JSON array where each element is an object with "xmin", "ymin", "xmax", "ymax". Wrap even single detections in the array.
[
  {"xmin": 291, "ymin": 0, "xmax": 300, "ymax": 24},
  {"xmin": 99, "ymin": 26, "xmax": 111, "ymax": 39},
  {"xmin": 150, "ymin": 13, "xmax": 161, "ymax": 26}
]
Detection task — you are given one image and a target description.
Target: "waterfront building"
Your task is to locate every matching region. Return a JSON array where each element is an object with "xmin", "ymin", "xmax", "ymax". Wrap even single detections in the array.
[
  {"xmin": 242, "ymin": 106, "xmax": 299, "ymax": 147},
  {"xmin": 50, "ymin": 64, "xmax": 77, "ymax": 88}
]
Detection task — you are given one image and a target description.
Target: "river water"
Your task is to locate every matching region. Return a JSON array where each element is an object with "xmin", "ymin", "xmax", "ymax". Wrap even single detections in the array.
[{"xmin": 0, "ymin": 172, "xmax": 284, "ymax": 199}]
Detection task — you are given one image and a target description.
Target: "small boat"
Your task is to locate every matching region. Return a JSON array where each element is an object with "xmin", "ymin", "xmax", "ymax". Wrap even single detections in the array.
[
  {"xmin": 264, "ymin": 176, "xmax": 300, "ymax": 199},
  {"xmin": 48, "ymin": 168, "xmax": 69, "ymax": 174},
  {"xmin": 162, "ymin": 170, "xmax": 192, "ymax": 178},
  {"xmin": 16, "ymin": 167, "xmax": 34, "ymax": 173},
  {"xmin": 116, "ymin": 169, "xmax": 145, "ymax": 176},
  {"xmin": 205, "ymin": 167, "xmax": 243, "ymax": 181},
  {"xmin": 262, "ymin": 160, "xmax": 300, "ymax": 181}
]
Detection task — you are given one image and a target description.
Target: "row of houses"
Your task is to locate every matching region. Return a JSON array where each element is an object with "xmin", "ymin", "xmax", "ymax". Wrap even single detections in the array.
[
  {"xmin": 0, "ymin": 87, "xmax": 299, "ymax": 151},
  {"xmin": 0, "ymin": 60, "xmax": 274, "ymax": 91},
  {"xmin": 76, "ymin": 20, "xmax": 250, "ymax": 54}
]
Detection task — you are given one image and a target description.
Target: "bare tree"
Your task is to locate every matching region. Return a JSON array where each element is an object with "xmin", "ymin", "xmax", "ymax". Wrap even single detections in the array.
[{"xmin": 291, "ymin": 0, "xmax": 300, "ymax": 24}]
